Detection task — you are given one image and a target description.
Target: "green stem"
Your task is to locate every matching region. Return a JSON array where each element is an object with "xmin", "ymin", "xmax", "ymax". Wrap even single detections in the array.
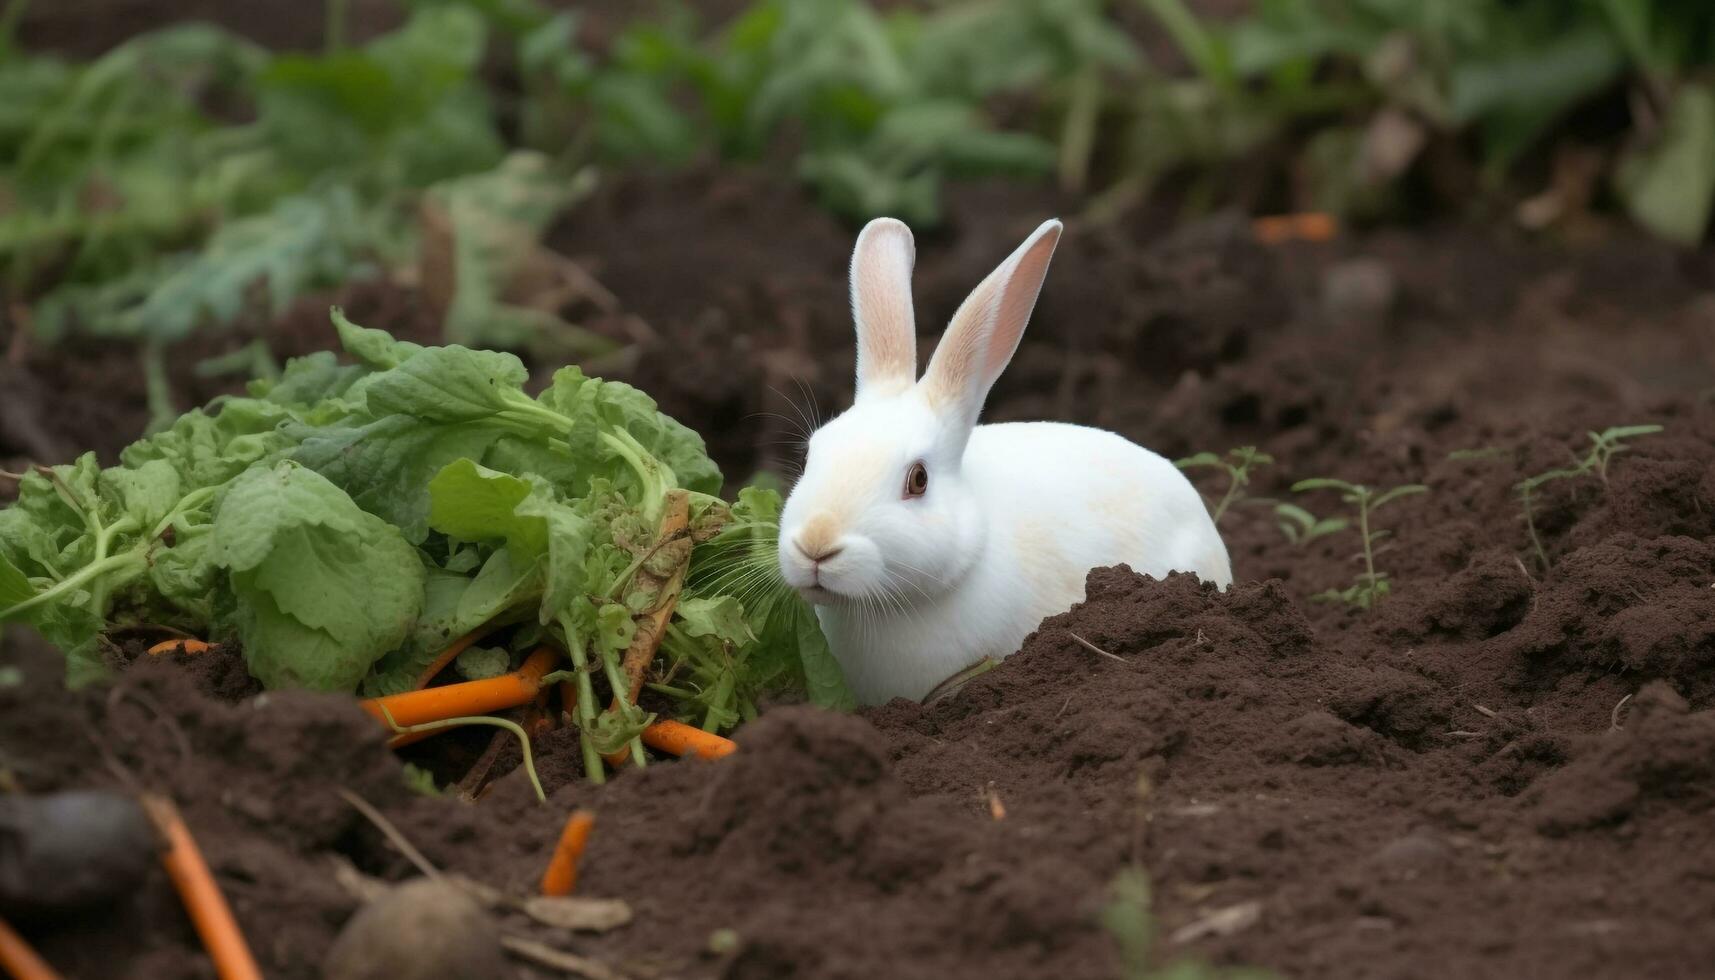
[
  {"xmin": 645, "ymin": 681, "xmax": 698, "ymax": 700},
  {"xmin": 702, "ymin": 671, "xmax": 735, "ymax": 733},
  {"xmin": 496, "ymin": 399, "xmax": 674, "ymax": 523},
  {"xmin": 1, "ymin": 549, "xmax": 147, "ymax": 621},
  {"xmin": 1212, "ymin": 475, "xmax": 1243, "ymax": 524},
  {"xmin": 1521, "ymin": 485, "xmax": 1548, "ymax": 572},
  {"xmin": 1357, "ymin": 493, "xmax": 1378, "ymax": 603},
  {"xmin": 557, "ymin": 623, "xmax": 607, "ymax": 785},
  {"xmin": 374, "ymin": 705, "xmax": 545, "ymax": 803},
  {"xmin": 595, "ymin": 644, "xmax": 648, "ymax": 769},
  {"xmin": 88, "ymin": 516, "xmax": 140, "ymax": 615}
]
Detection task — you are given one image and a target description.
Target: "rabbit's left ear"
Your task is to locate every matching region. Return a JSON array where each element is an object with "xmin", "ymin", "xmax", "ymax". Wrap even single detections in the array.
[
  {"xmin": 920, "ymin": 219, "xmax": 1062, "ymax": 432},
  {"xmin": 850, "ymin": 217, "xmax": 918, "ymax": 402}
]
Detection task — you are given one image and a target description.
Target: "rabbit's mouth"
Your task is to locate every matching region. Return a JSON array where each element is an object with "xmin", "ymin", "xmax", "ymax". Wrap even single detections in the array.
[{"xmin": 797, "ymin": 583, "xmax": 841, "ymax": 605}]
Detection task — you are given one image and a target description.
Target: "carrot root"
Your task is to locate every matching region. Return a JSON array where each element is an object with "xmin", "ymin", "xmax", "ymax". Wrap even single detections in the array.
[
  {"xmin": 0, "ymin": 917, "xmax": 62, "ymax": 980},
  {"xmin": 539, "ymin": 810, "xmax": 595, "ymax": 896},
  {"xmin": 146, "ymin": 638, "xmax": 212, "ymax": 657},
  {"xmin": 142, "ymin": 795, "xmax": 263, "ymax": 980},
  {"xmin": 360, "ymin": 647, "xmax": 559, "ymax": 747},
  {"xmin": 1251, "ymin": 212, "xmax": 1338, "ymax": 244},
  {"xmin": 641, "ymin": 719, "xmax": 736, "ymax": 760}
]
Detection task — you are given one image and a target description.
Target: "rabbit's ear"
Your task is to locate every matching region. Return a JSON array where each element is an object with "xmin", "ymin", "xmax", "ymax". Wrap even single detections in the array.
[
  {"xmin": 850, "ymin": 217, "xmax": 918, "ymax": 401},
  {"xmin": 920, "ymin": 219, "xmax": 1062, "ymax": 432}
]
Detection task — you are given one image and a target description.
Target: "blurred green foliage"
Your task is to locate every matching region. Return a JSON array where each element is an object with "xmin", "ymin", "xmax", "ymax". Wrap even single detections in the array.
[
  {"xmin": 3, "ymin": 0, "xmax": 1714, "ymax": 390},
  {"xmin": 1128, "ymin": 0, "xmax": 1715, "ymax": 243}
]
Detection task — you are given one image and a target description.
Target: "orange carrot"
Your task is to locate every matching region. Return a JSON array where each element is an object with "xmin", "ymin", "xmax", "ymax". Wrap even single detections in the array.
[
  {"xmin": 146, "ymin": 638, "xmax": 212, "ymax": 656},
  {"xmin": 1251, "ymin": 212, "xmax": 1338, "ymax": 245},
  {"xmin": 410, "ymin": 625, "xmax": 503, "ymax": 690},
  {"xmin": 640, "ymin": 719, "xmax": 736, "ymax": 760},
  {"xmin": 0, "ymin": 917, "xmax": 62, "ymax": 980},
  {"xmin": 360, "ymin": 647, "xmax": 559, "ymax": 747},
  {"xmin": 539, "ymin": 810, "xmax": 595, "ymax": 896},
  {"xmin": 521, "ymin": 688, "xmax": 556, "ymax": 740},
  {"xmin": 141, "ymin": 796, "xmax": 262, "ymax": 980}
]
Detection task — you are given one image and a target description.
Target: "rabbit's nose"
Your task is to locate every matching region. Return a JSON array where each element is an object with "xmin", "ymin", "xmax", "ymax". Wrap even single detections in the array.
[
  {"xmin": 793, "ymin": 515, "xmax": 846, "ymax": 564},
  {"xmin": 795, "ymin": 538, "xmax": 844, "ymax": 564}
]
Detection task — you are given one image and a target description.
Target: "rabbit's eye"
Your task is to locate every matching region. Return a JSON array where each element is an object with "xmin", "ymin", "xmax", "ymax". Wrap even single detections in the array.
[{"xmin": 904, "ymin": 461, "xmax": 929, "ymax": 499}]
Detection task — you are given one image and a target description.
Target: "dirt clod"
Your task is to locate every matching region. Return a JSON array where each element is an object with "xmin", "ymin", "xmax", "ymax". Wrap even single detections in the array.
[
  {"xmin": 0, "ymin": 790, "xmax": 157, "ymax": 920},
  {"xmin": 324, "ymin": 877, "xmax": 506, "ymax": 980}
]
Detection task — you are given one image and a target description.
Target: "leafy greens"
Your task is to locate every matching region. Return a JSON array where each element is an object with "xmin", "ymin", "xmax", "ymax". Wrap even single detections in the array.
[{"xmin": 0, "ymin": 312, "xmax": 850, "ymax": 757}]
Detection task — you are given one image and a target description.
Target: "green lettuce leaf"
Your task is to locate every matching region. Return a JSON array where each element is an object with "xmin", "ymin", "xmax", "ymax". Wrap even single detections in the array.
[{"xmin": 214, "ymin": 462, "xmax": 424, "ymax": 691}]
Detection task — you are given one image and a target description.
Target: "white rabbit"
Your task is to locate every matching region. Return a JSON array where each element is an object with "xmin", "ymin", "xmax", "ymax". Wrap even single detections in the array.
[{"xmin": 777, "ymin": 217, "xmax": 1233, "ymax": 705}]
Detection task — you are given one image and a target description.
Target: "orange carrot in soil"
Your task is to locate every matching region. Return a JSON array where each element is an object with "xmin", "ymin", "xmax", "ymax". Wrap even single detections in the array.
[
  {"xmin": 141, "ymin": 795, "xmax": 263, "ymax": 980},
  {"xmin": 146, "ymin": 638, "xmax": 212, "ymax": 656},
  {"xmin": 1251, "ymin": 212, "xmax": 1338, "ymax": 245},
  {"xmin": 360, "ymin": 647, "xmax": 559, "ymax": 747},
  {"xmin": 539, "ymin": 810, "xmax": 596, "ymax": 896},
  {"xmin": 640, "ymin": 719, "xmax": 736, "ymax": 760},
  {"xmin": 0, "ymin": 917, "xmax": 63, "ymax": 980},
  {"xmin": 521, "ymin": 688, "xmax": 556, "ymax": 739}
]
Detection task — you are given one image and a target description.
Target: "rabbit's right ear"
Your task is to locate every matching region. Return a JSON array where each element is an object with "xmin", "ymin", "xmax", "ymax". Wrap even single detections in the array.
[{"xmin": 849, "ymin": 217, "xmax": 917, "ymax": 402}]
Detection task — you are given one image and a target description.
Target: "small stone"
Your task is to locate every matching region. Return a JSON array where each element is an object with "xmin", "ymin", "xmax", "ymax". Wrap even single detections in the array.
[
  {"xmin": 1321, "ymin": 258, "xmax": 1398, "ymax": 326},
  {"xmin": 1369, "ymin": 833, "xmax": 1451, "ymax": 873},
  {"xmin": 324, "ymin": 877, "xmax": 505, "ymax": 980}
]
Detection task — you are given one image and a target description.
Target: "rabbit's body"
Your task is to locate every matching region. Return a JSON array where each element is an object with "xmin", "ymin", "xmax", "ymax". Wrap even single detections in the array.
[
  {"xmin": 817, "ymin": 421, "xmax": 1230, "ymax": 704},
  {"xmin": 779, "ymin": 217, "xmax": 1232, "ymax": 705}
]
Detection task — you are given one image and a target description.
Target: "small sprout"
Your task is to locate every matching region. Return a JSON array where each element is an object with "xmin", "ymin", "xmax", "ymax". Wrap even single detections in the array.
[
  {"xmin": 1446, "ymin": 446, "xmax": 1507, "ymax": 462},
  {"xmin": 1515, "ymin": 424, "xmax": 1663, "ymax": 570},
  {"xmin": 707, "ymin": 928, "xmax": 742, "ymax": 956},
  {"xmin": 1270, "ymin": 502, "xmax": 1350, "ymax": 547},
  {"xmin": 1584, "ymin": 425, "xmax": 1663, "ymax": 485},
  {"xmin": 1177, "ymin": 447, "xmax": 1274, "ymax": 524},
  {"xmin": 401, "ymin": 763, "xmax": 441, "ymax": 797},
  {"xmin": 1292, "ymin": 478, "xmax": 1428, "ymax": 610},
  {"xmin": 1102, "ymin": 866, "xmax": 1276, "ymax": 980}
]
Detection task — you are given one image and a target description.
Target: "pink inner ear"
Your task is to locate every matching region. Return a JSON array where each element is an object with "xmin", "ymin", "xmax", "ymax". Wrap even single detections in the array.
[
  {"xmin": 985, "ymin": 236, "xmax": 1056, "ymax": 377},
  {"xmin": 852, "ymin": 222, "xmax": 917, "ymax": 390}
]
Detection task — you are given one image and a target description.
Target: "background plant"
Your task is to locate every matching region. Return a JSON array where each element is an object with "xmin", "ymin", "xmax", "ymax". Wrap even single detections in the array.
[
  {"xmin": 1, "ymin": 1, "xmax": 607, "ymax": 425},
  {"xmin": 1128, "ymin": 0, "xmax": 1715, "ymax": 242},
  {"xmin": 1291, "ymin": 477, "xmax": 1427, "ymax": 608},
  {"xmin": 1515, "ymin": 424, "xmax": 1662, "ymax": 570},
  {"xmin": 1176, "ymin": 446, "xmax": 1273, "ymax": 523}
]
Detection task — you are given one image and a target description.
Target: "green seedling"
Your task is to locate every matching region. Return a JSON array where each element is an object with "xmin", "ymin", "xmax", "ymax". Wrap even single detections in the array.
[
  {"xmin": 1291, "ymin": 479, "xmax": 1428, "ymax": 609},
  {"xmin": 1270, "ymin": 501, "xmax": 1350, "ymax": 547},
  {"xmin": 1103, "ymin": 868, "xmax": 1276, "ymax": 980},
  {"xmin": 401, "ymin": 763, "xmax": 442, "ymax": 798},
  {"xmin": 1515, "ymin": 425, "xmax": 1663, "ymax": 570},
  {"xmin": 1176, "ymin": 447, "xmax": 1273, "ymax": 524},
  {"xmin": 1446, "ymin": 446, "xmax": 1507, "ymax": 462}
]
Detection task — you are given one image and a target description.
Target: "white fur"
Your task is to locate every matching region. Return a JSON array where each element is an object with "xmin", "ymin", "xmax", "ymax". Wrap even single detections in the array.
[{"xmin": 778, "ymin": 218, "xmax": 1232, "ymax": 705}]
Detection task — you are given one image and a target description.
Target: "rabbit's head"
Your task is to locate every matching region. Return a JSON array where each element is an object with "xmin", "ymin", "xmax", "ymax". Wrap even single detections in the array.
[{"xmin": 778, "ymin": 217, "xmax": 1062, "ymax": 606}]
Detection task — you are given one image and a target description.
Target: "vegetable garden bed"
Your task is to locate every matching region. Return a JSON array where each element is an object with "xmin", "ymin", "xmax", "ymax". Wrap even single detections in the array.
[
  {"xmin": 6, "ymin": 167, "xmax": 1714, "ymax": 979},
  {"xmin": 6, "ymin": 2, "xmax": 1715, "ymax": 978}
]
